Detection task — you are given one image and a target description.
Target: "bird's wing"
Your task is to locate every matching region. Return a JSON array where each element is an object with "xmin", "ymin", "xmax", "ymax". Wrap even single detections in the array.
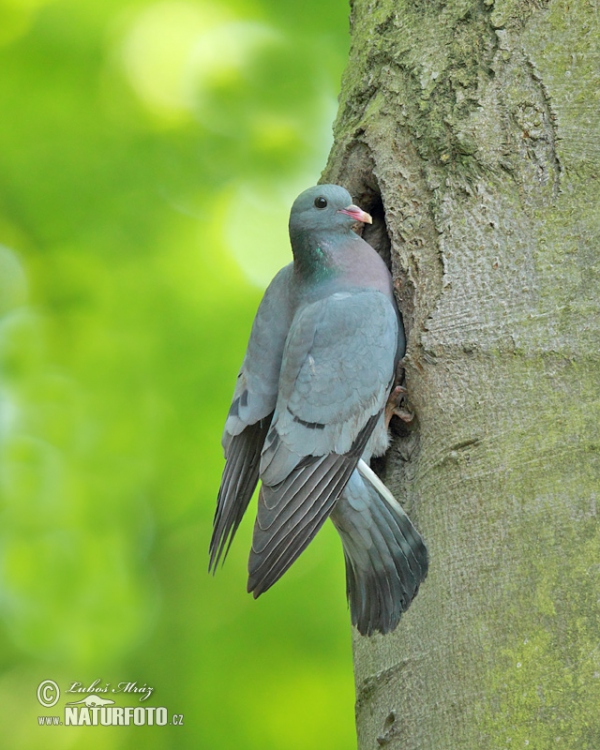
[
  {"xmin": 248, "ymin": 289, "xmax": 399, "ymax": 595},
  {"xmin": 209, "ymin": 265, "xmax": 295, "ymax": 570}
]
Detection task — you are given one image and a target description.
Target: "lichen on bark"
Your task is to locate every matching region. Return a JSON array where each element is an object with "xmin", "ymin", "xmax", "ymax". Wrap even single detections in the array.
[{"xmin": 323, "ymin": 0, "xmax": 600, "ymax": 747}]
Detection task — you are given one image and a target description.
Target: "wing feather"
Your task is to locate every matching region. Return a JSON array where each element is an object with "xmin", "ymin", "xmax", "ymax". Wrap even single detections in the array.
[
  {"xmin": 211, "ymin": 266, "xmax": 295, "ymax": 568},
  {"xmin": 209, "ymin": 417, "xmax": 271, "ymax": 571},
  {"xmin": 260, "ymin": 291, "xmax": 398, "ymax": 485},
  {"xmin": 247, "ymin": 291, "xmax": 399, "ymax": 595},
  {"xmin": 248, "ymin": 413, "xmax": 379, "ymax": 595}
]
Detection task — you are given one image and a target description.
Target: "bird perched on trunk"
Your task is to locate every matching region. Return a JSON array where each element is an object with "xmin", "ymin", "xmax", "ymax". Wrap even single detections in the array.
[{"xmin": 209, "ymin": 184, "xmax": 428, "ymax": 635}]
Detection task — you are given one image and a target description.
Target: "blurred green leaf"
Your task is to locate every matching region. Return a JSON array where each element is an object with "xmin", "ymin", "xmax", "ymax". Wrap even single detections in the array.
[{"xmin": 0, "ymin": 0, "xmax": 355, "ymax": 747}]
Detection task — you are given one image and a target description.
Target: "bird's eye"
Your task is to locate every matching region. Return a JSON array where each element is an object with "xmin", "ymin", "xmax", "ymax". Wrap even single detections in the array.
[{"xmin": 314, "ymin": 197, "xmax": 328, "ymax": 209}]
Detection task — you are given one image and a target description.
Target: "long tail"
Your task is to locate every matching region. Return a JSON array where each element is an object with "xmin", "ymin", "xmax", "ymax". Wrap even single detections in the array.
[{"xmin": 329, "ymin": 460, "xmax": 428, "ymax": 636}]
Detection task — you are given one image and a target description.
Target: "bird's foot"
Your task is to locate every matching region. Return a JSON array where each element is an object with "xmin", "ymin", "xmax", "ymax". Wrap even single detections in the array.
[{"xmin": 385, "ymin": 384, "xmax": 414, "ymax": 428}]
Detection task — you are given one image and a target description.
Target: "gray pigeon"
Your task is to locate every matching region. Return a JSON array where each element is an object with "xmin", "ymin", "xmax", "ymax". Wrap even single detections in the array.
[{"xmin": 209, "ymin": 184, "xmax": 428, "ymax": 635}]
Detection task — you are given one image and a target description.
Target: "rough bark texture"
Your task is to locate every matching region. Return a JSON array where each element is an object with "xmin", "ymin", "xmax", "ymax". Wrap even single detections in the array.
[{"xmin": 322, "ymin": 1, "xmax": 600, "ymax": 747}]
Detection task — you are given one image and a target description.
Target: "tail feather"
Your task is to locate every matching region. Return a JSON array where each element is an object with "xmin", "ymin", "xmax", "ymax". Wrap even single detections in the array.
[{"xmin": 330, "ymin": 461, "xmax": 428, "ymax": 636}]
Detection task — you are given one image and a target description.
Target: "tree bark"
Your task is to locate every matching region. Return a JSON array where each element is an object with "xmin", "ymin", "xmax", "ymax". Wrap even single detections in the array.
[{"xmin": 323, "ymin": 1, "xmax": 600, "ymax": 747}]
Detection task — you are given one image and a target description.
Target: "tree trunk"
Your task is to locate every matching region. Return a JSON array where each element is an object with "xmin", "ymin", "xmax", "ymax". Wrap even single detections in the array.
[{"xmin": 323, "ymin": 1, "xmax": 600, "ymax": 747}]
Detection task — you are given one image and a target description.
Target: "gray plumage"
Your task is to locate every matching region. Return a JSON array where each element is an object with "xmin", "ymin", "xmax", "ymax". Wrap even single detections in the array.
[
  {"xmin": 209, "ymin": 184, "xmax": 428, "ymax": 635},
  {"xmin": 331, "ymin": 461, "xmax": 427, "ymax": 635}
]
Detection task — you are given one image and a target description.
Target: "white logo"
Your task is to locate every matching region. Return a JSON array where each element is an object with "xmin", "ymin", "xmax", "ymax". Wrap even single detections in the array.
[
  {"xmin": 66, "ymin": 695, "xmax": 115, "ymax": 707},
  {"xmin": 37, "ymin": 680, "xmax": 60, "ymax": 708},
  {"xmin": 36, "ymin": 678, "xmax": 184, "ymax": 727}
]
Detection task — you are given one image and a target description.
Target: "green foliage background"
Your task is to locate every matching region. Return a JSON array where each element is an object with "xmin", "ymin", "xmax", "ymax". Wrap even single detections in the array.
[{"xmin": 0, "ymin": 0, "xmax": 356, "ymax": 746}]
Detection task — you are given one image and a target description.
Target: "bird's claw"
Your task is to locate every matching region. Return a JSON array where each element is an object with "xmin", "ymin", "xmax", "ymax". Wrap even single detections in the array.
[{"xmin": 385, "ymin": 384, "xmax": 414, "ymax": 427}]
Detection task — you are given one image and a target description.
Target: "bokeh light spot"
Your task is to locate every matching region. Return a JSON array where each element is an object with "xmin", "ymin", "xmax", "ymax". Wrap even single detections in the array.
[
  {"xmin": 0, "ymin": 246, "xmax": 28, "ymax": 316},
  {"xmin": 222, "ymin": 179, "xmax": 313, "ymax": 287},
  {"xmin": 120, "ymin": 0, "xmax": 232, "ymax": 120}
]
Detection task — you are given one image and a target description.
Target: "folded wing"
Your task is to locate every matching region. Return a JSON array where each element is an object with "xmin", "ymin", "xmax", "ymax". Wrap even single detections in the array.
[
  {"xmin": 209, "ymin": 266, "xmax": 295, "ymax": 570},
  {"xmin": 248, "ymin": 290, "xmax": 399, "ymax": 595}
]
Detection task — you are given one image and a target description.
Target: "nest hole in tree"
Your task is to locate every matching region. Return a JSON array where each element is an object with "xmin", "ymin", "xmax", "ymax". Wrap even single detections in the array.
[
  {"xmin": 355, "ymin": 189, "xmax": 393, "ymax": 273},
  {"xmin": 349, "ymin": 180, "xmax": 418, "ymax": 479}
]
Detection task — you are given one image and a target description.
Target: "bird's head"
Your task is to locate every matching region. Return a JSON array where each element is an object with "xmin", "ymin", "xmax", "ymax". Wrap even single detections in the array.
[{"xmin": 289, "ymin": 184, "xmax": 372, "ymax": 239}]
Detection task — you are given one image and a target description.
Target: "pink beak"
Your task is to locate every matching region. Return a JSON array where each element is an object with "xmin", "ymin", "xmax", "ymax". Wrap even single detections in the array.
[{"xmin": 338, "ymin": 204, "xmax": 373, "ymax": 224}]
